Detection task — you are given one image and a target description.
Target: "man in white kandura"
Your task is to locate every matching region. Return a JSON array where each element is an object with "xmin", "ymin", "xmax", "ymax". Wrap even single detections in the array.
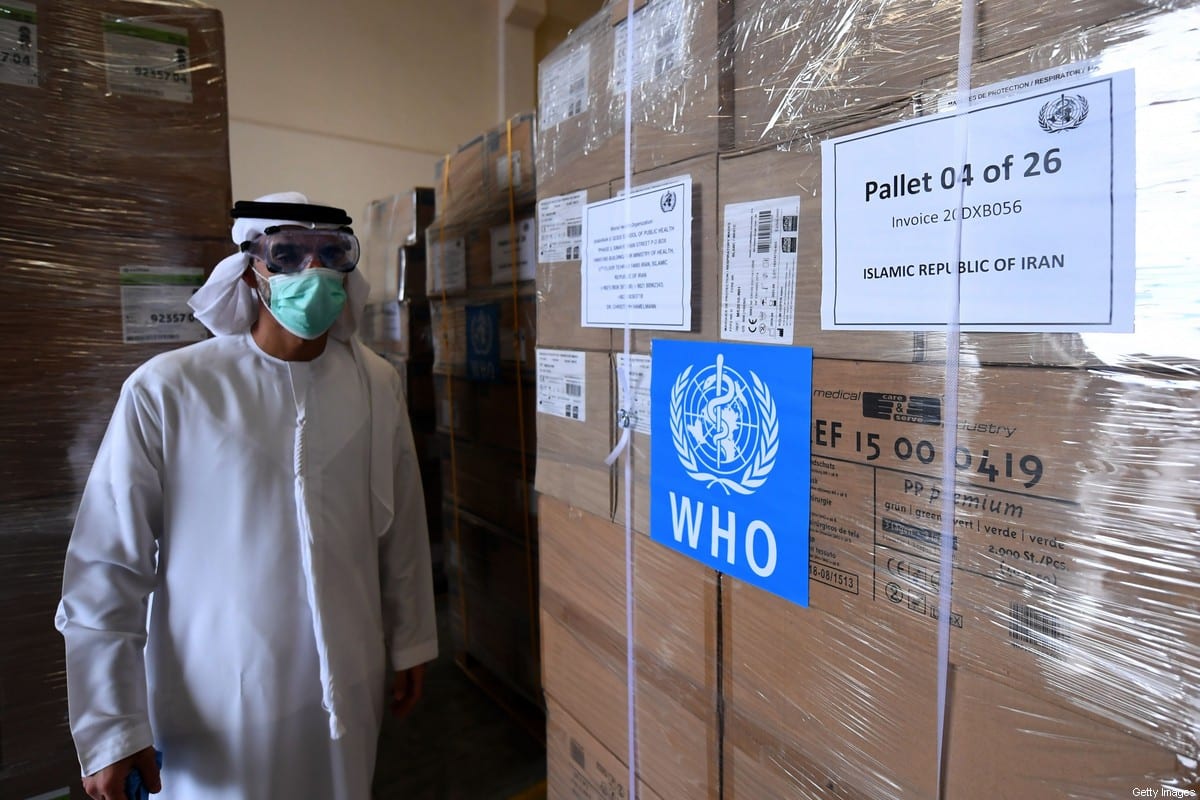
[{"xmin": 55, "ymin": 192, "xmax": 438, "ymax": 800}]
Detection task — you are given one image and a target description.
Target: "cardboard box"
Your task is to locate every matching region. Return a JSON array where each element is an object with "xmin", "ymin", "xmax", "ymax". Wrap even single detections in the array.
[
  {"xmin": 609, "ymin": 153, "xmax": 719, "ymax": 354},
  {"xmin": 726, "ymin": 0, "xmax": 1153, "ymax": 152},
  {"xmin": 623, "ymin": 356, "xmax": 1200, "ymax": 752},
  {"xmin": 359, "ymin": 299, "xmax": 433, "ymax": 360},
  {"xmin": 535, "ymin": 349, "xmax": 614, "ymax": 523},
  {"xmin": 718, "ymin": 3, "xmax": 1200, "ymax": 372},
  {"xmin": 438, "ymin": 435, "xmax": 536, "ymax": 536},
  {"xmin": 444, "ymin": 504, "xmax": 541, "ymax": 703},
  {"xmin": 436, "ymin": 113, "xmax": 537, "ymax": 227},
  {"xmin": 914, "ymin": 6, "xmax": 1200, "ymax": 373},
  {"xmin": 546, "ymin": 698, "xmax": 665, "ymax": 800},
  {"xmin": 793, "ymin": 359, "xmax": 1200, "ymax": 752},
  {"xmin": 425, "ymin": 220, "xmax": 490, "ymax": 297},
  {"xmin": 716, "ymin": 144, "xmax": 1138, "ymax": 367},
  {"xmin": 361, "ymin": 190, "xmax": 435, "ymax": 302},
  {"xmin": 2, "ymin": 1, "xmax": 231, "ymax": 239},
  {"xmin": 539, "ymin": 495, "xmax": 720, "ymax": 799},
  {"xmin": 723, "ymin": 578, "xmax": 1196, "ymax": 798},
  {"xmin": 536, "ymin": 0, "xmax": 729, "ymax": 192},
  {"xmin": 433, "ymin": 133, "xmax": 485, "ymax": 226},
  {"xmin": 717, "ymin": 145, "xmax": 935, "ymax": 363},
  {"xmin": 430, "ymin": 289, "xmax": 537, "ymax": 377},
  {"xmin": 484, "ymin": 112, "xmax": 538, "ymax": 213},
  {"xmin": 434, "ymin": 373, "xmax": 536, "ymax": 455},
  {"xmin": 0, "ymin": 505, "xmax": 84, "ymax": 799},
  {"xmin": 536, "ymin": 183, "xmax": 612, "ymax": 352},
  {"xmin": 1, "ymin": 235, "xmax": 232, "ymax": 505}
]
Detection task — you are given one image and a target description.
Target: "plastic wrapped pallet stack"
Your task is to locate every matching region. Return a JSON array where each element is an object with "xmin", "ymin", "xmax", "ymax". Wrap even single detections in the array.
[
  {"xmin": 358, "ymin": 188, "xmax": 445, "ymax": 588},
  {"xmin": 0, "ymin": 2, "xmax": 231, "ymax": 796},
  {"xmin": 428, "ymin": 113, "xmax": 543, "ymax": 711},
  {"xmin": 534, "ymin": 0, "xmax": 1200, "ymax": 797}
]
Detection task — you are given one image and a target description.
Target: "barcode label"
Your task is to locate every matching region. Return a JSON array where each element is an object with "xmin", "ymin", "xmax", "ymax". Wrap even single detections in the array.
[
  {"xmin": 537, "ymin": 348, "xmax": 587, "ymax": 422},
  {"xmin": 755, "ymin": 210, "xmax": 773, "ymax": 254},
  {"xmin": 1009, "ymin": 602, "xmax": 1065, "ymax": 656},
  {"xmin": 567, "ymin": 223, "xmax": 582, "ymax": 237}
]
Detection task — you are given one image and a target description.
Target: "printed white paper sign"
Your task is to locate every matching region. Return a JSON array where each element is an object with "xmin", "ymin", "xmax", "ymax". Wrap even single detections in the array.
[
  {"xmin": 426, "ymin": 235, "xmax": 466, "ymax": 294},
  {"xmin": 490, "ymin": 217, "xmax": 536, "ymax": 284},
  {"xmin": 582, "ymin": 175, "xmax": 692, "ymax": 330},
  {"xmin": 537, "ymin": 348, "xmax": 586, "ymax": 422},
  {"xmin": 822, "ymin": 69, "xmax": 1135, "ymax": 332},
  {"xmin": 722, "ymin": 197, "xmax": 800, "ymax": 343}
]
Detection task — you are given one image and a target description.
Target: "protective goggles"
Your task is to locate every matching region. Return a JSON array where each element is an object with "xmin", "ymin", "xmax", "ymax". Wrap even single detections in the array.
[{"xmin": 241, "ymin": 226, "xmax": 361, "ymax": 274}]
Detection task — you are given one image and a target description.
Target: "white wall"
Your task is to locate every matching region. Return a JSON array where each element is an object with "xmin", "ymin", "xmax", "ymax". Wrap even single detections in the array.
[{"xmin": 204, "ymin": 0, "xmax": 500, "ymax": 222}]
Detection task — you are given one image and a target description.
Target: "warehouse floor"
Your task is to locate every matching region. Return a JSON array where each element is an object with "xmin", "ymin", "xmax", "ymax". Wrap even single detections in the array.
[{"xmin": 372, "ymin": 594, "xmax": 547, "ymax": 800}]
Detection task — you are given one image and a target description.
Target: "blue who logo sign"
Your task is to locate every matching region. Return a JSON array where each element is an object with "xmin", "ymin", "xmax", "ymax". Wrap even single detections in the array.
[
  {"xmin": 651, "ymin": 340, "xmax": 813, "ymax": 607},
  {"xmin": 466, "ymin": 303, "xmax": 500, "ymax": 382}
]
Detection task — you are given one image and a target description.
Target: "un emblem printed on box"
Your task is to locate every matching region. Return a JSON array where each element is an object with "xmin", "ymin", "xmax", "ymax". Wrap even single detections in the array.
[
  {"xmin": 466, "ymin": 303, "xmax": 500, "ymax": 382},
  {"xmin": 651, "ymin": 340, "xmax": 813, "ymax": 607}
]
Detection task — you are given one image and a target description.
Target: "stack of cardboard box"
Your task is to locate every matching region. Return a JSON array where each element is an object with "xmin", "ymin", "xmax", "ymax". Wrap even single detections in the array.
[
  {"xmin": 428, "ymin": 113, "xmax": 543, "ymax": 707},
  {"xmin": 358, "ymin": 188, "xmax": 443, "ymax": 587},
  {"xmin": 535, "ymin": 0, "xmax": 1200, "ymax": 797},
  {"xmin": 0, "ymin": 2, "xmax": 232, "ymax": 797}
]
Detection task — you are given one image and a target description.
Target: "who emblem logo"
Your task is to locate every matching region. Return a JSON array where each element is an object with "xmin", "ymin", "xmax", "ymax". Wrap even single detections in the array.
[
  {"xmin": 651, "ymin": 340, "xmax": 813, "ymax": 607},
  {"xmin": 669, "ymin": 353, "xmax": 778, "ymax": 495}
]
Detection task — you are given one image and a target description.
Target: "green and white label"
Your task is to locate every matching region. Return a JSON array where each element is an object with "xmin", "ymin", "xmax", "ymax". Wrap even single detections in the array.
[
  {"xmin": 0, "ymin": 2, "xmax": 38, "ymax": 88},
  {"xmin": 103, "ymin": 16, "xmax": 193, "ymax": 103},
  {"xmin": 120, "ymin": 266, "xmax": 206, "ymax": 343}
]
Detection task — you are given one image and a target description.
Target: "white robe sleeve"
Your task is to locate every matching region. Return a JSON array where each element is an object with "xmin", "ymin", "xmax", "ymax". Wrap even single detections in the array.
[
  {"xmin": 54, "ymin": 373, "xmax": 163, "ymax": 776},
  {"xmin": 380, "ymin": 374, "xmax": 439, "ymax": 671}
]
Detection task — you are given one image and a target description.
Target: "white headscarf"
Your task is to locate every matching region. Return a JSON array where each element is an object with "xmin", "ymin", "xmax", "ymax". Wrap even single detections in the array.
[{"xmin": 189, "ymin": 191, "xmax": 370, "ymax": 340}]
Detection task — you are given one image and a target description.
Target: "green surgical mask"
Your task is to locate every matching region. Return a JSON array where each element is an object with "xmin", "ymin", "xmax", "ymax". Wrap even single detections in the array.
[{"xmin": 256, "ymin": 267, "xmax": 348, "ymax": 340}]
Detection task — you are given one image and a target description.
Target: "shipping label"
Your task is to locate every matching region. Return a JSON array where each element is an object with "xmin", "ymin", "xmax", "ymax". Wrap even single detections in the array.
[
  {"xmin": 426, "ymin": 234, "xmax": 466, "ymax": 294},
  {"xmin": 538, "ymin": 191, "xmax": 586, "ymax": 263},
  {"xmin": 119, "ymin": 266, "xmax": 206, "ymax": 344},
  {"xmin": 539, "ymin": 42, "xmax": 590, "ymax": 130},
  {"xmin": 721, "ymin": 196, "xmax": 800, "ymax": 344},
  {"xmin": 103, "ymin": 16, "xmax": 193, "ymax": 103},
  {"xmin": 0, "ymin": 1, "xmax": 37, "ymax": 88},
  {"xmin": 538, "ymin": 348, "xmax": 587, "ymax": 422},
  {"xmin": 490, "ymin": 217, "xmax": 536, "ymax": 284}
]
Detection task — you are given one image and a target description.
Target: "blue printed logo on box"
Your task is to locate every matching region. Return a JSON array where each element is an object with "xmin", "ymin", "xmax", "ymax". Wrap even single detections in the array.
[
  {"xmin": 651, "ymin": 340, "xmax": 813, "ymax": 607},
  {"xmin": 466, "ymin": 303, "xmax": 500, "ymax": 382}
]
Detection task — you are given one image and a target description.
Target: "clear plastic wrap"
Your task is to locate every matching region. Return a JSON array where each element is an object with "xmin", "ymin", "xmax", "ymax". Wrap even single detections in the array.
[
  {"xmin": 535, "ymin": 0, "xmax": 1200, "ymax": 797},
  {"xmin": 1, "ymin": 1, "xmax": 230, "ymax": 795},
  {"xmin": 429, "ymin": 111, "xmax": 543, "ymax": 720},
  {"xmin": 535, "ymin": 0, "xmax": 731, "ymax": 194}
]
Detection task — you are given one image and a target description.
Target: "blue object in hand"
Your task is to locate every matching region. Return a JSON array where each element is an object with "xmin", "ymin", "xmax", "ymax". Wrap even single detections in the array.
[{"xmin": 125, "ymin": 749, "xmax": 163, "ymax": 800}]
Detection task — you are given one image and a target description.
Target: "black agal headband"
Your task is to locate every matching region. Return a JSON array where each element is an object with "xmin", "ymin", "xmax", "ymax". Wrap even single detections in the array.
[{"xmin": 230, "ymin": 200, "xmax": 353, "ymax": 228}]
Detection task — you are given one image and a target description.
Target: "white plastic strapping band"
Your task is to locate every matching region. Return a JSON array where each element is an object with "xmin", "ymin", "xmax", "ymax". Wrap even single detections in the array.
[{"xmin": 935, "ymin": 1, "xmax": 977, "ymax": 796}]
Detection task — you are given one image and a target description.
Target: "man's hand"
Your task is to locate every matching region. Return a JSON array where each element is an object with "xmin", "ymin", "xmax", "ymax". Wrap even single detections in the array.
[
  {"xmin": 81, "ymin": 745, "xmax": 161, "ymax": 800},
  {"xmin": 390, "ymin": 663, "xmax": 427, "ymax": 719}
]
